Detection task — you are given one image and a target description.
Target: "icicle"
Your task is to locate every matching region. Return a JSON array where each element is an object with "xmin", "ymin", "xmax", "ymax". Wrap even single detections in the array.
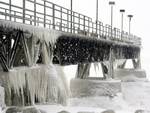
[
  {"xmin": 0, "ymin": 20, "xmax": 61, "ymax": 45},
  {"xmin": 46, "ymin": 64, "xmax": 59, "ymax": 103},
  {"xmin": 6, "ymin": 65, "xmax": 69, "ymax": 106},
  {"xmin": 41, "ymin": 42, "xmax": 50, "ymax": 64}
]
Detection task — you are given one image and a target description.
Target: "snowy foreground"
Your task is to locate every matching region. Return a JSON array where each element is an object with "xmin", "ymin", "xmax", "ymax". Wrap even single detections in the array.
[
  {"xmin": 0, "ymin": 105, "xmax": 135, "ymax": 113},
  {"xmin": 1, "ymin": 101, "xmax": 149, "ymax": 113},
  {"xmin": 0, "ymin": 104, "xmax": 147, "ymax": 113},
  {"xmin": 1, "ymin": 81, "xmax": 150, "ymax": 113},
  {"xmin": 36, "ymin": 105, "xmax": 132, "ymax": 113}
]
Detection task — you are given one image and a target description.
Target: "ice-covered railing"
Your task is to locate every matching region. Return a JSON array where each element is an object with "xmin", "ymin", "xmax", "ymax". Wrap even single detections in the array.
[{"xmin": 0, "ymin": 0, "xmax": 141, "ymax": 46}]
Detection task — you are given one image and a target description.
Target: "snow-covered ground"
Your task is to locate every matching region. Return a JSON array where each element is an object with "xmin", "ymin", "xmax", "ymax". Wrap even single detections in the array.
[
  {"xmin": 38, "ymin": 81, "xmax": 150, "ymax": 113},
  {"xmin": 36, "ymin": 105, "xmax": 135, "ymax": 113},
  {"xmin": 0, "ymin": 81, "xmax": 150, "ymax": 113}
]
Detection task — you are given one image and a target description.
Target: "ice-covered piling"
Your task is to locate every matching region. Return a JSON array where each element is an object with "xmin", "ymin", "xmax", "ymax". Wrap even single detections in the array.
[{"xmin": 0, "ymin": 64, "xmax": 69, "ymax": 106}]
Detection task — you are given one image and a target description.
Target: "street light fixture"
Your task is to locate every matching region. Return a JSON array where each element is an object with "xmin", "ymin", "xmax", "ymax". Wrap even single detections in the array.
[
  {"xmin": 127, "ymin": 14, "xmax": 133, "ymax": 35},
  {"xmin": 120, "ymin": 9, "xmax": 125, "ymax": 39}
]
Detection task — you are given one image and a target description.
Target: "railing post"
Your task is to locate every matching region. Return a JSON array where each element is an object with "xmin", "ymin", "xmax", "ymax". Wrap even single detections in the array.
[
  {"xmin": 96, "ymin": 21, "xmax": 98, "ymax": 34},
  {"xmin": 83, "ymin": 16, "xmax": 85, "ymax": 32},
  {"xmin": 105, "ymin": 25, "xmax": 107, "ymax": 38},
  {"xmin": 14, "ymin": 11, "xmax": 16, "ymax": 22},
  {"xmin": 73, "ymin": 12, "xmax": 75, "ymax": 33},
  {"xmin": 37, "ymin": 17, "xmax": 39, "ymax": 26},
  {"xmin": 9, "ymin": 0, "xmax": 12, "ymax": 21},
  {"xmin": 60, "ymin": 7, "xmax": 62, "ymax": 31},
  {"xmin": 67, "ymin": 10, "xmax": 69, "ymax": 32},
  {"xmin": 23, "ymin": 0, "xmax": 25, "ymax": 23},
  {"xmin": 99, "ymin": 22, "xmax": 101, "ymax": 37},
  {"xmin": 34, "ymin": 0, "xmax": 36, "ymax": 26},
  {"xmin": 102, "ymin": 24, "xmax": 105, "ymax": 37},
  {"xmin": 122, "ymin": 31, "xmax": 124, "ymax": 41},
  {"xmin": 88, "ymin": 18, "xmax": 90, "ymax": 35},
  {"xmin": 78, "ymin": 14, "xmax": 80, "ymax": 30},
  {"xmin": 30, "ymin": 15, "xmax": 32, "ymax": 25},
  {"xmin": 114, "ymin": 27, "xmax": 116, "ymax": 39},
  {"xmin": 49, "ymin": 20, "xmax": 51, "ymax": 28},
  {"xmin": 92, "ymin": 22, "xmax": 94, "ymax": 33},
  {"xmin": 98, "ymin": 22, "xmax": 101, "ymax": 38},
  {"xmin": 97, "ymin": 21, "xmax": 100, "ymax": 37},
  {"xmin": 44, "ymin": 0, "xmax": 46, "ymax": 27},
  {"xmin": 52, "ymin": 4, "xmax": 55, "ymax": 29},
  {"xmin": 5, "ymin": 9, "xmax": 7, "ymax": 20},
  {"xmin": 70, "ymin": 10, "xmax": 72, "ymax": 33}
]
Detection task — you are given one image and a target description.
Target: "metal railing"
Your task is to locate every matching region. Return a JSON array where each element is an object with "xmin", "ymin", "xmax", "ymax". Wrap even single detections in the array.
[{"xmin": 0, "ymin": 0, "xmax": 141, "ymax": 45}]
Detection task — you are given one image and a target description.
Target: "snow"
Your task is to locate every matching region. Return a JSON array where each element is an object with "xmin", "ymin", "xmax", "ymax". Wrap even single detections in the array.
[
  {"xmin": 0, "ymin": 20, "xmax": 62, "ymax": 45},
  {"xmin": 0, "ymin": 105, "xmax": 147, "ymax": 113},
  {"xmin": 70, "ymin": 79, "xmax": 121, "ymax": 98},
  {"xmin": 34, "ymin": 103, "xmax": 149, "ymax": 113},
  {"xmin": 69, "ymin": 81, "xmax": 150, "ymax": 111},
  {"xmin": 36, "ymin": 105, "xmax": 105, "ymax": 113},
  {"xmin": 122, "ymin": 82, "xmax": 150, "ymax": 109}
]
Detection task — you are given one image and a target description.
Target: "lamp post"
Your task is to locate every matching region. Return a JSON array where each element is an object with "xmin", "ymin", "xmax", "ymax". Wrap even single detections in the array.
[
  {"xmin": 127, "ymin": 14, "xmax": 133, "ymax": 35},
  {"xmin": 120, "ymin": 9, "xmax": 125, "ymax": 39},
  {"xmin": 108, "ymin": 1, "xmax": 115, "ymax": 79}
]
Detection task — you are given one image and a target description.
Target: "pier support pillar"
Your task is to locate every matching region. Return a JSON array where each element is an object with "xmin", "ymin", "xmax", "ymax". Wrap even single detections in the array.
[
  {"xmin": 132, "ymin": 52, "xmax": 141, "ymax": 69},
  {"xmin": 108, "ymin": 47, "xmax": 115, "ymax": 79}
]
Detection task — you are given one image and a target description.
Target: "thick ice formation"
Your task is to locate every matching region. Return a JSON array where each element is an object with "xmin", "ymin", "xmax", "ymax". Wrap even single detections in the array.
[
  {"xmin": 5, "ymin": 65, "xmax": 69, "ymax": 106},
  {"xmin": 0, "ymin": 20, "xmax": 61, "ymax": 45}
]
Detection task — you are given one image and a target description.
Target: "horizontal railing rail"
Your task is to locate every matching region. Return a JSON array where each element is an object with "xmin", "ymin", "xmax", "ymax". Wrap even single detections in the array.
[{"xmin": 0, "ymin": 0, "xmax": 141, "ymax": 46}]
